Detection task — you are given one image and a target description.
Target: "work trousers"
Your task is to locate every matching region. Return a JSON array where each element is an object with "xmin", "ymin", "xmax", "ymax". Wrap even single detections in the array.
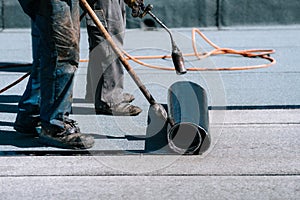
[
  {"xmin": 17, "ymin": 0, "xmax": 80, "ymax": 129},
  {"xmin": 85, "ymin": 0, "xmax": 126, "ymax": 108}
]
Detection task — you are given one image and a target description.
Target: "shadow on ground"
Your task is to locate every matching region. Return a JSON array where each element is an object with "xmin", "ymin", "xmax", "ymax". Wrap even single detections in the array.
[
  {"xmin": 0, "ymin": 130, "xmax": 42, "ymax": 148},
  {"xmin": 0, "ymin": 95, "xmax": 19, "ymax": 114},
  {"xmin": 0, "ymin": 62, "xmax": 32, "ymax": 73}
]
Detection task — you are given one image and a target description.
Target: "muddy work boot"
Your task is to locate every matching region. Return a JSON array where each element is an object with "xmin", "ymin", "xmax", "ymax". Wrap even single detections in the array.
[
  {"xmin": 85, "ymin": 93, "xmax": 135, "ymax": 104},
  {"xmin": 39, "ymin": 119, "xmax": 94, "ymax": 149},
  {"xmin": 14, "ymin": 111, "xmax": 41, "ymax": 136},
  {"xmin": 95, "ymin": 103, "xmax": 142, "ymax": 116},
  {"xmin": 122, "ymin": 93, "xmax": 135, "ymax": 103}
]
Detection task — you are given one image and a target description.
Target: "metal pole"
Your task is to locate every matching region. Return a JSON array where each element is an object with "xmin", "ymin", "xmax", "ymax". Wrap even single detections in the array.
[{"xmin": 141, "ymin": 4, "xmax": 186, "ymax": 75}]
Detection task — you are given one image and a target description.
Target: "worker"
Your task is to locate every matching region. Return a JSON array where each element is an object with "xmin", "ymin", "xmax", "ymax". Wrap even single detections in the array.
[
  {"xmin": 85, "ymin": 0, "xmax": 144, "ymax": 116},
  {"xmin": 14, "ymin": 0, "xmax": 95, "ymax": 149}
]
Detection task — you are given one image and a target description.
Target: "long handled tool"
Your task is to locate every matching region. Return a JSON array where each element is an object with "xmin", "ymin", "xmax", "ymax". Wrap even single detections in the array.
[
  {"xmin": 80, "ymin": 0, "xmax": 209, "ymax": 155},
  {"xmin": 80, "ymin": 0, "xmax": 169, "ymax": 123}
]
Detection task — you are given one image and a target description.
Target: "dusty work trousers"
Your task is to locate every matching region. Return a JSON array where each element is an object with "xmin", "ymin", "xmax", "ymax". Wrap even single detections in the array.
[
  {"xmin": 17, "ymin": 0, "xmax": 80, "ymax": 129},
  {"xmin": 17, "ymin": 21, "xmax": 40, "ymax": 116},
  {"xmin": 85, "ymin": 0, "xmax": 126, "ymax": 108}
]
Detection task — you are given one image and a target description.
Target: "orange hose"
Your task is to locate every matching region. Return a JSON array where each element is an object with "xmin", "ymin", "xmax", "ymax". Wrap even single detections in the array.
[
  {"xmin": 80, "ymin": 28, "xmax": 276, "ymax": 71},
  {"xmin": 1, "ymin": 28, "xmax": 276, "ymax": 94}
]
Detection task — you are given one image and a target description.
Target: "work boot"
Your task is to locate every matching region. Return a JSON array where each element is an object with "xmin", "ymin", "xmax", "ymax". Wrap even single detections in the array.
[
  {"xmin": 39, "ymin": 119, "xmax": 94, "ymax": 149},
  {"xmin": 14, "ymin": 111, "xmax": 40, "ymax": 136},
  {"xmin": 122, "ymin": 93, "xmax": 135, "ymax": 103},
  {"xmin": 95, "ymin": 102, "xmax": 142, "ymax": 116},
  {"xmin": 85, "ymin": 93, "xmax": 135, "ymax": 103}
]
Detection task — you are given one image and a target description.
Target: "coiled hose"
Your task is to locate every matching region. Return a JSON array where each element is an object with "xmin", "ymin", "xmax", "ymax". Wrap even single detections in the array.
[{"xmin": 0, "ymin": 28, "xmax": 276, "ymax": 94}]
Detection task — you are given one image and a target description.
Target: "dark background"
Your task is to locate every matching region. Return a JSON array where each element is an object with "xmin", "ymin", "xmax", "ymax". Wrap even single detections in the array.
[{"xmin": 1, "ymin": 0, "xmax": 300, "ymax": 29}]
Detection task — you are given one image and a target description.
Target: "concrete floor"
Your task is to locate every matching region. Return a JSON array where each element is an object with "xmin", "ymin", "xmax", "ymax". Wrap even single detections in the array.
[{"xmin": 0, "ymin": 26, "xmax": 299, "ymax": 199}]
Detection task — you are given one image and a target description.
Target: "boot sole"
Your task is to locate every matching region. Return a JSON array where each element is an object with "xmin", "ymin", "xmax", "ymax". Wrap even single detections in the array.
[
  {"xmin": 39, "ymin": 134, "xmax": 94, "ymax": 150},
  {"xmin": 95, "ymin": 109, "xmax": 142, "ymax": 116}
]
